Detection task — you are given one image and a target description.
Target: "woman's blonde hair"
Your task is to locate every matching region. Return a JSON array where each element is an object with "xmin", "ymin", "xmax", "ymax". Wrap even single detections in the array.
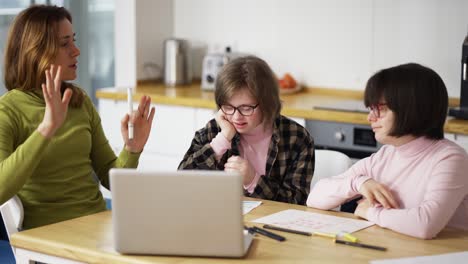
[
  {"xmin": 3, "ymin": 5, "xmax": 84, "ymax": 107},
  {"xmin": 215, "ymin": 56, "xmax": 282, "ymax": 125}
]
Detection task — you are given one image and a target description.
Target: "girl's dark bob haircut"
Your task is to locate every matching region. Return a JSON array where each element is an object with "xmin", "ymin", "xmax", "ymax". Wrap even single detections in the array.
[{"xmin": 364, "ymin": 63, "xmax": 448, "ymax": 140}]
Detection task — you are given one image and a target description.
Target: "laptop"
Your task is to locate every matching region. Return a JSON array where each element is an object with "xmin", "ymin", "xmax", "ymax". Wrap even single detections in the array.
[{"xmin": 109, "ymin": 169, "xmax": 253, "ymax": 257}]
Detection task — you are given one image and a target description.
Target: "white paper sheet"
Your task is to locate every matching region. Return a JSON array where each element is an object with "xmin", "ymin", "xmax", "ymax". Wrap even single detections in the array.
[
  {"xmin": 370, "ymin": 251, "xmax": 468, "ymax": 264},
  {"xmin": 252, "ymin": 209, "xmax": 373, "ymax": 233},
  {"xmin": 243, "ymin": 201, "xmax": 262, "ymax": 215}
]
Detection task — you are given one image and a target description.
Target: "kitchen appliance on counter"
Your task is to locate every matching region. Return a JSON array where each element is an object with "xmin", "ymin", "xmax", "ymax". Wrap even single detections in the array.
[
  {"xmin": 449, "ymin": 34, "xmax": 468, "ymax": 119},
  {"xmin": 163, "ymin": 38, "xmax": 192, "ymax": 86},
  {"xmin": 201, "ymin": 47, "xmax": 243, "ymax": 91}
]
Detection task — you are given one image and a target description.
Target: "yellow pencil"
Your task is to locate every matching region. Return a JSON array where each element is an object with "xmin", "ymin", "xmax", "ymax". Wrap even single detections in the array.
[{"xmin": 313, "ymin": 231, "xmax": 336, "ymax": 239}]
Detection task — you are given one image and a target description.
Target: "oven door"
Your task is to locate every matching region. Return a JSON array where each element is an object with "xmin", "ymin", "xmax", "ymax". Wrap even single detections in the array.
[{"xmin": 306, "ymin": 120, "xmax": 382, "ymax": 161}]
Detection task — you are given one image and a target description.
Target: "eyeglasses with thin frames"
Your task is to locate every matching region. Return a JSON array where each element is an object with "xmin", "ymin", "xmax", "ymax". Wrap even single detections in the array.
[
  {"xmin": 220, "ymin": 104, "xmax": 259, "ymax": 116},
  {"xmin": 368, "ymin": 103, "xmax": 387, "ymax": 118}
]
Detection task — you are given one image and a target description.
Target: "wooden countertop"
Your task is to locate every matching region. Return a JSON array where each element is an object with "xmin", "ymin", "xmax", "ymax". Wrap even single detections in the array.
[{"xmin": 96, "ymin": 82, "xmax": 468, "ymax": 135}]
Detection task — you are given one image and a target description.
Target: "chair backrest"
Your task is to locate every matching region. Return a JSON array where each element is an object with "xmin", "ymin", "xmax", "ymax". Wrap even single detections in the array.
[
  {"xmin": 0, "ymin": 195, "xmax": 24, "ymax": 257},
  {"xmin": 311, "ymin": 149, "xmax": 352, "ymax": 189}
]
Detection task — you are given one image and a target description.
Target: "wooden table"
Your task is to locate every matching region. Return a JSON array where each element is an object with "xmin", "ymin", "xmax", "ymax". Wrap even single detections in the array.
[{"xmin": 10, "ymin": 199, "xmax": 468, "ymax": 264}]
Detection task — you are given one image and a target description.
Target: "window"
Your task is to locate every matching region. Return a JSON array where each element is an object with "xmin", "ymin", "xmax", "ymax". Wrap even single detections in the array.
[
  {"xmin": 67, "ymin": 0, "xmax": 115, "ymax": 103},
  {"xmin": 0, "ymin": 0, "xmax": 115, "ymax": 105}
]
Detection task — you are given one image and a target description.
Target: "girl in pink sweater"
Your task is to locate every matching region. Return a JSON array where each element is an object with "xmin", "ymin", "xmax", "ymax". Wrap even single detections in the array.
[{"xmin": 307, "ymin": 63, "xmax": 468, "ymax": 239}]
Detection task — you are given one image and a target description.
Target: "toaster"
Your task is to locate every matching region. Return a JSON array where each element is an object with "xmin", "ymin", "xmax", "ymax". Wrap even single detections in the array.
[{"xmin": 201, "ymin": 48, "xmax": 244, "ymax": 91}]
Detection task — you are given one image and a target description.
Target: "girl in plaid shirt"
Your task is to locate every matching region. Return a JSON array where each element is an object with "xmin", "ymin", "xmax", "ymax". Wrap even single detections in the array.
[{"xmin": 179, "ymin": 56, "xmax": 315, "ymax": 205}]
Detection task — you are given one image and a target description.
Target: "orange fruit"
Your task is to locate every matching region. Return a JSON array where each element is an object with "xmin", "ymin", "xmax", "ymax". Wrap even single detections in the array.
[{"xmin": 282, "ymin": 73, "xmax": 297, "ymax": 88}]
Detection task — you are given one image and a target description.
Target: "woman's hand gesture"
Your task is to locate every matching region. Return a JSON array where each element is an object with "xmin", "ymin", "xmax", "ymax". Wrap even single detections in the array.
[
  {"xmin": 37, "ymin": 65, "xmax": 73, "ymax": 139},
  {"xmin": 121, "ymin": 95, "xmax": 155, "ymax": 153}
]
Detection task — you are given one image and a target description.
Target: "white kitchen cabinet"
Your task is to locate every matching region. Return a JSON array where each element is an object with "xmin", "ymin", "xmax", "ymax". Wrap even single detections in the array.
[
  {"xmin": 99, "ymin": 99, "xmax": 197, "ymax": 170},
  {"xmin": 99, "ymin": 99, "xmax": 124, "ymax": 153},
  {"xmin": 99, "ymin": 99, "xmax": 196, "ymax": 155},
  {"xmin": 147, "ymin": 104, "xmax": 195, "ymax": 155},
  {"xmin": 138, "ymin": 152, "xmax": 182, "ymax": 171},
  {"xmin": 288, "ymin": 117, "xmax": 305, "ymax": 127},
  {"xmin": 194, "ymin": 108, "xmax": 216, "ymax": 131}
]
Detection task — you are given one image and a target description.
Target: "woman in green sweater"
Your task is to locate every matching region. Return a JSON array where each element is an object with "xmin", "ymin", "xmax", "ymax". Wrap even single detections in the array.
[{"xmin": 0, "ymin": 5, "xmax": 155, "ymax": 229}]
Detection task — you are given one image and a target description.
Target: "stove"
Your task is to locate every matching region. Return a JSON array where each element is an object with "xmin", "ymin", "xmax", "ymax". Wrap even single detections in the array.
[{"xmin": 306, "ymin": 119, "xmax": 382, "ymax": 161}]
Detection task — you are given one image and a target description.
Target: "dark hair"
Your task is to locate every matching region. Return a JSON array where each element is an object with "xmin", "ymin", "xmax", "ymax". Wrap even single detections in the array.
[
  {"xmin": 364, "ymin": 63, "xmax": 448, "ymax": 139},
  {"xmin": 214, "ymin": 56, "xmax": 282, "ymax": 126},
  {"xmin": 3, "ymin": 5, "xmax": 84, "ymax": 107}
]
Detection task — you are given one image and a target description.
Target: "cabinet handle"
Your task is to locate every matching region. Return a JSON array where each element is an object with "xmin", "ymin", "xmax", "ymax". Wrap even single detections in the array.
[{"xmin": 464, "ymin": 62, "xmax": 466, "ymax": 81}]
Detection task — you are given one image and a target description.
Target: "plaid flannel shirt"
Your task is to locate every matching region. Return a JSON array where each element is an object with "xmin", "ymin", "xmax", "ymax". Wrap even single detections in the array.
[{"xmin": 178, "ymin": 115, "xmax": 315, "ymax": 205}]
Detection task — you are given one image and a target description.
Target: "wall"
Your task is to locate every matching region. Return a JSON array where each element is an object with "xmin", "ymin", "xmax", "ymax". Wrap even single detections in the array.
[
  {"xmin": 136, "ymin": 0, "xmax": 173, "ymax": 81},
  {"xmin": 115, "ymin": 0, "xmax": 136, "ymax": 87},
  {"xmin": 115, "ymin": 0, "xmax": 173, "ymax": 87},
  {"xmin": 372, "ymin": 0, "xmax": 467, "ymax": 97},
  {"xmin": 172, "ymin": 0, "xmax": 468, "ymax": 97}
]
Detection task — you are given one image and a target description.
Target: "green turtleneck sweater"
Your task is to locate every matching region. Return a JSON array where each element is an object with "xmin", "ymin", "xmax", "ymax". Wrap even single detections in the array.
[{"xmin": 0, "ymin": 89, "xmax": 140, "ymax": 229}]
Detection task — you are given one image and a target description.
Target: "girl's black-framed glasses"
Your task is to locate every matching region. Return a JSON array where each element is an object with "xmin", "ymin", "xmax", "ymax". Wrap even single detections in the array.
[{"xmin": 220, "ymin": 104, "xmax": 259, "ymax": 116}]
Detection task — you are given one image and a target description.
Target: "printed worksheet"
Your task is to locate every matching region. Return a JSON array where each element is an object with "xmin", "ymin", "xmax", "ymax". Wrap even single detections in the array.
[
  {"xmin": 243, "ymin": 201, "xmax": 262, "ymax": 215},
  {"xmin": 252, "ymin": 209, "xmax": 373, "ymax": 233}
]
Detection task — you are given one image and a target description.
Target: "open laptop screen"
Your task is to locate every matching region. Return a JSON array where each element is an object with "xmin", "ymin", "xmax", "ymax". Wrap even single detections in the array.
[{"xmin": 109, "ymin": 169, "xmax": 251, "ymax": 257}]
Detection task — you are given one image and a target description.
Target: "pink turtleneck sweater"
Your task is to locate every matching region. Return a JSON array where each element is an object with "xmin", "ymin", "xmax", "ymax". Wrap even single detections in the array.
[
  {"xmin": 307, "ymin": 137, "xmax": 468, "ymax": 239},
  {"xmin": 210, "ymin": 124, "xmax": 272, "ymax": 193}
]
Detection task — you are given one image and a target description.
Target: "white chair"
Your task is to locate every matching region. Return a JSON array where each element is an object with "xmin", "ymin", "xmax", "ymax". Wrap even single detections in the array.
[
  {"xmin": 312, "ymin": 149, "xmax": 353, "ymax": 189},
  {"xmin": 100, "ymin": 184, "xmax": 113, "ymax": 210},
  {"xmin": 0, "ymin": 185, "xmax": 110, "ymax": 242},
  {"xmin": 0, "ymin": 187, "xmax": 108, "ymax": 262},
  {"xmin": 0, "ymin": 195, "xmax": 24, "ymax": 258},
  {"xmin": 311, "ymin": 150, "xmax": 353, "ymax": 211}
]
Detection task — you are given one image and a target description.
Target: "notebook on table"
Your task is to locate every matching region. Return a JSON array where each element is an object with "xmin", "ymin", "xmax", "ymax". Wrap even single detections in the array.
[{"xmin": 109, "ymin": 169, "xmax": 253, "ymax": 258}]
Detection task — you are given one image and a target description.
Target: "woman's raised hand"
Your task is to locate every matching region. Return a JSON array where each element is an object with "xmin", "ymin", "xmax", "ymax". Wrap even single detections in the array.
[
  {"xmin": 121, "ymin": 95, "xmax": 155, "ymax": 153},
  {"xmin": 37, "ymin": 65, "xmax": 73, "ymax": 139}
]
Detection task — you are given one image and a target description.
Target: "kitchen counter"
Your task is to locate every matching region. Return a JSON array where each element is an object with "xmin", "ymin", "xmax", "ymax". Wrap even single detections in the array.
[{"xmin": 96, "ymin": 82, "xmax": 468, "ymax": 135}]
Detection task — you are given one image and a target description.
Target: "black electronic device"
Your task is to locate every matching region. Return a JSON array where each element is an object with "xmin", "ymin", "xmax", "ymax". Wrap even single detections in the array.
[{"xmin": 449, "ymin": 34, "xmax": 468, "ymax": 119}]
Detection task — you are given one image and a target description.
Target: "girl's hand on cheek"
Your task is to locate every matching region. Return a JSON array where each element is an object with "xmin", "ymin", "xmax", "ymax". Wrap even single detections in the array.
[{"xmin": 215, "ymin": 109, "xmax": 236, "ymax": 141}]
